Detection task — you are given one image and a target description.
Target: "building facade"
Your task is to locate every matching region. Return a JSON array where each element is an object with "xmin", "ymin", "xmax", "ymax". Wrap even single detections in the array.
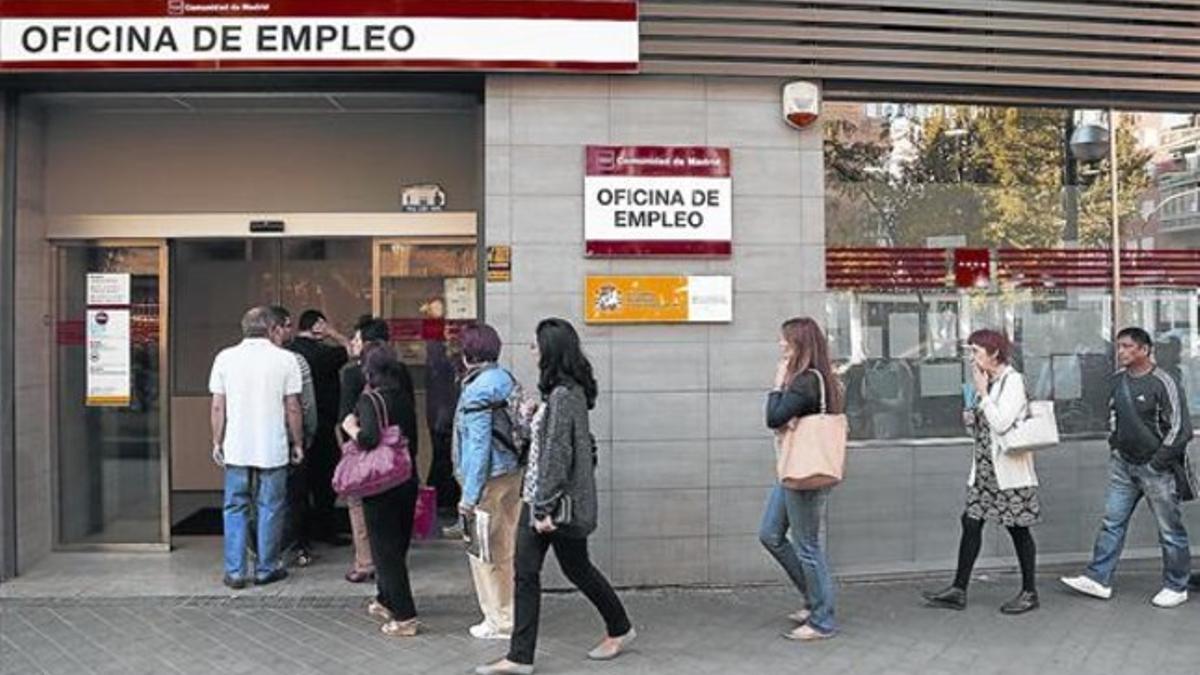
[{"xmin": 2, "ymin": 0, "xmax": 1199, "ymax": 585}]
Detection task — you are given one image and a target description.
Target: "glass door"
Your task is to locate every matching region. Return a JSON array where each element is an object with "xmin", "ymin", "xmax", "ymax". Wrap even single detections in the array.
[
  {"xmin": 373, "ymin": 238, "xmax": 478, "ymax": 478},
  {"xmin": 54, "ymin": 241, "xmax": 169, "ymax": 548}
]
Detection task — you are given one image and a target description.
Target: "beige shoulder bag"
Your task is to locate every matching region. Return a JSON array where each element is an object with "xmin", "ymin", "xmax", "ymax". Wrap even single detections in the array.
[{"xmin": 776, "ymin": 369, "xmax": 848, "ymax": 490}]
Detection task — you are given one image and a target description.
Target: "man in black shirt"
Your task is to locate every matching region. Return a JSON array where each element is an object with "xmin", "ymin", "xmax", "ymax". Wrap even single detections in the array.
[
  {"xmin": 290, "ymin": 310, "xmax": 351, "ymax": 544},
  {"xmin": 1062, "ymin": 327, "xmax": 1193, "ymax": 608}
]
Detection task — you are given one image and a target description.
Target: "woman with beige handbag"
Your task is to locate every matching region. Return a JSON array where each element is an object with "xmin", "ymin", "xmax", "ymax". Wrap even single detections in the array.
[
  {"xmin": 761, "ymin": 317, "xmax": 845, "ymax": 641},
  {"xmin": 921, "ymin": 329, "xmax": 1041, "ymax": 615}
]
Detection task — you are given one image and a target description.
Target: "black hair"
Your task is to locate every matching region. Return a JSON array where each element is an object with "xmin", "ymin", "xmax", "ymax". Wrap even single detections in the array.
[
  {"xmin": 268, "ymin": 305, "xmax": 291, "ymax": 325},
  {"xmin": 354, "ymin": 314, "xmax": 374, "ymax": 332},
  {"xmin": 1117, "ymin": 327, "xmax": 1153, "ymax": 350},
  {"xmin": 363, "ymin": 344, "xmax": 404, "ymax": 390},
  {"xmin": 535, "ymin": 317, "xmax": 598, "ymax": 409},
  {"xmin": 357, "ymin": 317, "xmax": 390, "ymax": 344},
  {"xmin": 298, "ymin": 310, "xmax": 325, "ymax": 331}
]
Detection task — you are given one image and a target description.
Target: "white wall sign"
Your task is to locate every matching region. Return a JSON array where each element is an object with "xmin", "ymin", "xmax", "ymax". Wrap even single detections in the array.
[
  {"xmin": 0, "ymin": 1, "xmax": 639, "ymax": 72},
  {"xmin": 86, "ymin": 273, "xmax": 131, "ymax": 306},
  {"xmin": 585, "ymin": 145, "xmax": 732, "ymax": 257},
  {"xmin": 86, "ymin": 309, "xmax": 131, "ymax": 407}
]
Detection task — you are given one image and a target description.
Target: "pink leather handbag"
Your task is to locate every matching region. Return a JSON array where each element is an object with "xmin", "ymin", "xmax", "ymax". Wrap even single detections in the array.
[{"xmin": 332, "ymin": 389, "xmax": 413, "ymax": 498}]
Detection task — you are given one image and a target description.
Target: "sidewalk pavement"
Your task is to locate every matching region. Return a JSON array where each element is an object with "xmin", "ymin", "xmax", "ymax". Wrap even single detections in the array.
[{"xmin": 3, "ymin": 564, "xmax": 1199, "ymax": 675}]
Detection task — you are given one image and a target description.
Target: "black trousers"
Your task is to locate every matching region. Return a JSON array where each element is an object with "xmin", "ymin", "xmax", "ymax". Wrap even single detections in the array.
[
  {"xmin": 284, "ymin": 461, "xmax": 310, "ymax": 552},
  {"xmin": 426, "ymin": 429, "xmax": 460, "ymax": 514},
  {"xmin": 363, "ymin": 478, "xmax": 419, "ymax": 621},
  {"xmin": 953, "ymin": 512, "xmax": 1038, "ymax": 593},
  {"xmin": 306, "ymin": 428, "xmax": 340, "ymax": 538},
  {"xmin": 508, "ymin": 504, "xmax": 631, "ymax": 665}
]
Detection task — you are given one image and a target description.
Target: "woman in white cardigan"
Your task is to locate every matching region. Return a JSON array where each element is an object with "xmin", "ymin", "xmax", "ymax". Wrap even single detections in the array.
[{"xmin": 922, "ymin": 329, "xmax": 1040, "ymax": 615}]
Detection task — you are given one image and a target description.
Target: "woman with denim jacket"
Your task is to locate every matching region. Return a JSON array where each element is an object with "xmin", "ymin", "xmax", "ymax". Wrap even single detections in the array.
[
  {"xmin": 476, "ymin": 318, "xmax": 634, "ymax": 675},
  {"xmin": 455, "ymin": 323, "xmax": 525, "ymax": 641}
]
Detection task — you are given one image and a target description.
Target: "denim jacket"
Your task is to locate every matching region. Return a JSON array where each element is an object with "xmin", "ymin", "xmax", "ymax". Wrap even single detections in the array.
[{"xmin": 454, "ymin": 363, "xmax": 521, "ymax": 507}]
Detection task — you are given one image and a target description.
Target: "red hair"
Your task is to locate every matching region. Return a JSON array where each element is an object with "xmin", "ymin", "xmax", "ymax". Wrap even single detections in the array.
[{"xmin": 967, "ymin": 329, "xmax": 1012, "ymax": 364}]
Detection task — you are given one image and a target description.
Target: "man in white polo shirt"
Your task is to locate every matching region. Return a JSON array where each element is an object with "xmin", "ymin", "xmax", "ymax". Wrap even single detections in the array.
[{"xmin": 210, "ymin": 306, "xmax": 304, "ymax": 589}]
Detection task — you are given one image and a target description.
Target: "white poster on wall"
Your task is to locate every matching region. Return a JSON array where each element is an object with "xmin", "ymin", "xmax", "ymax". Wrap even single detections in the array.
[{"xmin": 86, "ymin": 309, "xmax": 131, "ymax": 407}]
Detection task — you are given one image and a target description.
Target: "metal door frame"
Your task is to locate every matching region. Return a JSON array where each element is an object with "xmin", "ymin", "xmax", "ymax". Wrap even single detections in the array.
[{"xmin": 49, "ymin": 239, "xmax": 171, "ymax": 552}]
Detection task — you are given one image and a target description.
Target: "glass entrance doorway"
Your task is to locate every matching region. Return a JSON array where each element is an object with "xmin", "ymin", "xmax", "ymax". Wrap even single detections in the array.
[
  {"xmin": 53, "ymin": 234, "xmax": 478, "ymax": 548},
  {"xmin": 55, "ymin": 242, "xmax": 169, "ymax": 548},
  {"xmin": 168, "ymin": 238, "xmax": 377, "ymax": 506}
]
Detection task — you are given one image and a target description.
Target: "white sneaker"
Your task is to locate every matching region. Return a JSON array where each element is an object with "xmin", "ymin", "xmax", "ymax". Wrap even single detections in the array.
[
  {"xmin": 1151, "ymin": 588, "xmax": 1188, "ymax": 608},
  {"xmin": 1060, "ymin": 575, "xmax": 1113, "ymax": 600},
  {"xmin": 469, "ymin": 621, "xmax": 512, "ymax": 640},
  {"xmin": 787, "ymin": 608, "xmax": 812, "ymax": 624}
]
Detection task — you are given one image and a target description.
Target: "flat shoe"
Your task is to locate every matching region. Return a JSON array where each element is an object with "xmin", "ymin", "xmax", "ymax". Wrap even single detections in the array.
[
  {"xmin": 474, "ymin": 659, "xmax": 535, "ymax": 675},
  {"xmin": 345, "ymin": 569, "xmax": 375, "ymax": 584},
  {"xmin": 381, "ymin": 619, "xmax": 420, "ymax": 637},
  {"xmin": 921, "ymin": 585, "xmax": 966, "ymax": 610},
  {"xmin": 783, "ymin": 625, "xmax": 834, "ymax": 641},
  {"xmin": 587, "ymin": 628, "xmax": 637, "ymax": 661},
  {"xmin": 1000, "ymin": 591, "xmax": 1039, "ymax": 615},
  {"xmin": 788, "ymin": 608, "xmax": 811, "ymax": 624},
  {"xmin": 367, "ymin": 600, "xmax": 393, "ymax": 622},
  {"xmin": 255, "ymin": 569, "xmax": 289, "ymax": 586}
]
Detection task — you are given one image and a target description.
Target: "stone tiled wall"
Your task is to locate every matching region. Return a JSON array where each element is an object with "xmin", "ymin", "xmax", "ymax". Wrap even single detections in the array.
[
  {"xmin": 484, "ymin": 74, "xmax": 1200, "ymax": 587},
  {"xmin": 485, "ymin": 74, "xmax": 825, "ymax": 586},
  {"xmin": 14, "ymin": 103, "xmax": 51, "ymax": 572}
]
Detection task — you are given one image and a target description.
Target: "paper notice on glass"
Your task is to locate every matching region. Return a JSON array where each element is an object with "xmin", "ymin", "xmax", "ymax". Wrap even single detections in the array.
[
  {"xmin": 928, "ymin": 309, "xmax": 958, "ymax": 358},
  {"xmin": 919, "ymin": 362, "xmax": 963, "ymax": 397},
  {"xmin": 86, "ymin": 309, "xmax": 131, "ymax": 407},
  {"xmin": 1052, "ymin": 354, "xmax": 1083, "ymax": 400},
  {"xmin": 867, "ymin": 326, "xmax": 885, "ymax": 358},
  {"xmin": 1025, "ymin": 356, "xmax": 1052, "ymax": 400},
  {"xmin": 1023, "ymin": 313, "xmax": 1054, "ymax": 358},
  {"xmin": 444, "ymin": 277, "xmax": 478, "ymax": 320},
  {"xmin": 86, "ymin": 273, "xmax": 130, "ymax": 306},
  {"xmin": 889, "ymin": 313, "xmax": 921, "ymax": 359}
]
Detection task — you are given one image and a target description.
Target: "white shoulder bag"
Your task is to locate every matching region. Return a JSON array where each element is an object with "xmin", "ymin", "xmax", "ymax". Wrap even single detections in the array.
[{"xmin": 994, "ymin": 372, "xmax": 1059, "ymax": 452}]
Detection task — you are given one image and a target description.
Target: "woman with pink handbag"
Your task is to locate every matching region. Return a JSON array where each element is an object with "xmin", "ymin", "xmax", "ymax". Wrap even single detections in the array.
[
  {"xmin": 761, "ymin": 317, "xmax": 844, "ymax": 641},
  {"xmin": 339, "ymin": 345, "xmax": 422, "ymax": 638}
]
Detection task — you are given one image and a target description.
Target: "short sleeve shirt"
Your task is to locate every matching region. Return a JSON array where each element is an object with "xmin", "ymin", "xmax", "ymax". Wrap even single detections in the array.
[{"xmin": 209, "ymin": 338, "xmax": 303, "ymax": 468}]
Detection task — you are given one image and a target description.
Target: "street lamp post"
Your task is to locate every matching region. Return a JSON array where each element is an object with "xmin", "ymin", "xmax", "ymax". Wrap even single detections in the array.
[
  {"xmin": 1069, "ymin": 109, "xmax": 1123, "ymax": 350},
  {"xmin": 1109, "ymin": 109, "xmax": 1121, "ymax": 334}
]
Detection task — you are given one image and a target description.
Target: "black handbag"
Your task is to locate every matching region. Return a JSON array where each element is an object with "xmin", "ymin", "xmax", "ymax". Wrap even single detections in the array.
[{"xmin": 552, "ymin": 494, "xmax": 574, "ymax": 527}]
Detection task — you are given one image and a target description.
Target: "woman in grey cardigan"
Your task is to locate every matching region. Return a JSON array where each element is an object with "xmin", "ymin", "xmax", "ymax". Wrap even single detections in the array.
[{"xmin": 476, "ymin": 318, "xmax": 635, "ymax": 675}]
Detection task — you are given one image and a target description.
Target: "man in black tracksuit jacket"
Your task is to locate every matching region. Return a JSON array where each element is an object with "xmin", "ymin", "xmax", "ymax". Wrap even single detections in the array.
[{"xmin": 1061, "ymin": 327, "xmax": 1194, "ymax": 607}]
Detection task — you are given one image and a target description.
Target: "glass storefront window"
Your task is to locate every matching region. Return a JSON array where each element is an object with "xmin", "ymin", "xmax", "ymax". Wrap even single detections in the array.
[
  {"xmin": 1120, "ymin": 112, "xmax": 1200, "ymax": 418},
  {"xmin": 824, "ymin": 102, "xmax": 1132, "ymax": 441}
]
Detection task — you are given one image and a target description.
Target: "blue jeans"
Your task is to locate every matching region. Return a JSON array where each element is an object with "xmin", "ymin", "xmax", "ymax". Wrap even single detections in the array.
[
  {"xmin": 224, "ymin": 465, "xmax": 288, "ymax": 582},
  {"xmin": 758, "ymin": 485, "xmax": 837, "ymax": 633},
  {"xmin": 1086, "ymin": 452, "xmax": 1191, "ymax": 592}
]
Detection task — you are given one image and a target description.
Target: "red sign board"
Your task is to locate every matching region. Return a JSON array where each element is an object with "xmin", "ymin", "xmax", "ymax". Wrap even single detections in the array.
[
  {"xmin": 953, "ymin": 248, "xmax": 991, "ymax": 288},
  {"xmin": 386, "ymin": 318, "xmax": 471, "ymax": 342},
  {"xmin": 0, "ymin": 1, "xmax": 639, "ymax": 73}
]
